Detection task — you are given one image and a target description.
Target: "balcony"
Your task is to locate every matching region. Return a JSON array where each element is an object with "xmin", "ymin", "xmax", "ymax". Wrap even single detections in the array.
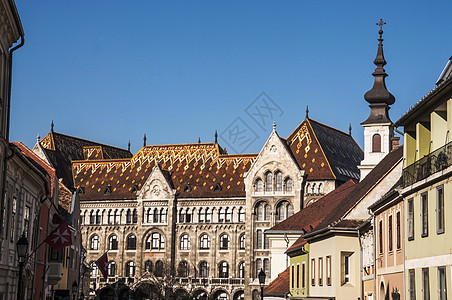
[
  {"xmin": 47, "ymin": 262, "xmax": 63, "ymax": 285},
  {"xmin": 403, "ymin": 142, "xmax": 452, "ymax": 187}
]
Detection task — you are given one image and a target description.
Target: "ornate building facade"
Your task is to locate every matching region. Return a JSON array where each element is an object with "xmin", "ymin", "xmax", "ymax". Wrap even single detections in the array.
[{"xmin": 36, "ymin": 114, "xmax": 362, "ymax": 300}]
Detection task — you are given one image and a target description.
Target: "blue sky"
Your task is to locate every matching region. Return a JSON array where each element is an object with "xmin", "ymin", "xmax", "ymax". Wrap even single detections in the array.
[{"xmin": 11, "ymin": 1, "xmax": 452, "ymax": 154}]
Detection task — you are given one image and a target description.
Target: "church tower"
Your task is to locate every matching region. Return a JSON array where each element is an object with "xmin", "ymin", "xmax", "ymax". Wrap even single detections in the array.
[{"xmin": 359, "ymin": 19, "xmax": 396, "ymax": 180}]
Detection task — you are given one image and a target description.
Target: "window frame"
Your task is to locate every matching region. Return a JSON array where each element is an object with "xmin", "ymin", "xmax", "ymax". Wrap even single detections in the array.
[
  {"xmin": 408, "ymin": 198, "xmax": 414, "ymax": 241},
  {"xmin": 421, "ymin": 192, "xmax": 428, "ymax": 237},
  {"xmin": 437, "ymin": 185, "xmax": 445, "ymax": 234}
]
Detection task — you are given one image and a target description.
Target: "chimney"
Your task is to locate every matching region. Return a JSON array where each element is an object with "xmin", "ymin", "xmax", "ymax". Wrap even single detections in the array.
[{"xmin": 391, "ymin": 136, "xmax": 400, "ymax": 149}]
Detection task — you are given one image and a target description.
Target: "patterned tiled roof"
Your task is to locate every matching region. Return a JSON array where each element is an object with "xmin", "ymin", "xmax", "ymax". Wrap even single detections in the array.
[
  {"xmin": 287, "ymin": 119, "xmax": 363, "ymax": 181},
  {"xmin": 263, "ymin": 267, "xmax": 290, "ymax": 297},
  {"xmin": 40, "ymin": 131, "xmax": 132, "ymax": 188},
  {"xmin": 73, "ymin": 143, "xmax": 256, "ymax": 200}
]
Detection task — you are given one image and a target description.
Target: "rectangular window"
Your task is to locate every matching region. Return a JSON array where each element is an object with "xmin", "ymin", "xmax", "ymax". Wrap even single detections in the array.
[
  {"xmin": 421, "ymin": 193, "xmax": 428, "ymax": 237},
  {"xmin": 291, "ymin": 265, "xmax": 294, "ymax": 289},
  {"xmin": 326, "ymin": 256, "xmax": 332, "ymax": 286},
  {"xmin": 408, "ymin": 198, "xmax": 414, "ymax": 240},
  {"xmin": 296, "ymin": 264, "xmax": 300, "ymax": 289},
  {"xmin": 409, "ymin": 269, "xmax": 416, "ymax": 300},
  {"xmin": 437, "ymin": 185, "xmax": 445, "ymax": 234},
  {"xmin": 396, "ymin": 211, "xmax": 401, "ymax": 249},
  {"xmin": 389, "ymin": 215, "xmax": 393, "ymax": 252},
  {"xmin": 422, "ymin": 268, "xmax": 429, "ymax": 300},
  {"xmin": 302, "ymin": 263, "xmax": 306, "ymax": 288},
  {"xmin": 311, "ymin": 259, "xmax": 315, "ymax": 286},
  {"xmin": 341, "ymin": 252, "xmax": 352, "ymax": 285},
  {"xmin": 318, "ymin": 257, "xmax": 323, "ymax": 286},
  {"xmin": 379, "ymin": 220, "xmax": 383, "ymax": 254},
  {"xmin": 438, "ymin": 266, "xmax": 447, "ymax": 300}
]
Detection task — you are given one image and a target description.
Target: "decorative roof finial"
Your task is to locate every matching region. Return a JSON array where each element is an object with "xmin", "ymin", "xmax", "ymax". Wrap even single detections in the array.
[
  {"xmin": 215, "ymin": 130, "xmax": 218, "ymax": 144},
  {"xmin": 143, "ymin": 134, "xmax": 147, "ymax": 147},
  {"xmin": 306, "ymin": 106, "xmax": 309, "ymax": 119},
  {"xmin": 273, "ymin": 121, "xmax": 276, "ymax": 132},
  {"xmin": 37, "ymin": 133, "xmax": 40, "ymax": 142},
  {"xmin": 349, "ymin": 123, "xmax": 352, "ymax": 135},
  {"xmin": 51, "ymin": 120, "xmax": 54, "ymax": 133},
  {"xmin": 128, "ymin": 140, "xmax": 131, "ymax": 152},
  {"xmin": 198, "ymin": 137, "xmax": 201, "ymax": 144}
]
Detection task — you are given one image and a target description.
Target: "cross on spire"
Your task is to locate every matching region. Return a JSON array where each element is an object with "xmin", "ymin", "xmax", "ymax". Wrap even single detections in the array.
[{"xmin": 377, "ymin": 18, "xmax": 386, "ymax": 39}]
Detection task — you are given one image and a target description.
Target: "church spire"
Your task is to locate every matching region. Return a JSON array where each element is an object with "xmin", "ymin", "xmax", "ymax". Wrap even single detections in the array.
[
  {"xmin": 362, "ymin": 19, "xmax": 395, "ymax": 125},
  {"xmin": 143, "ymin": 134, "xmax": 147, "ymax": 147},
  {"xmin": 214, "ymin": 130, "xmax": 218, "ymax": 144},
  {"xmin": 128, "ymin": 140, "xmax": 131, "ymax": 152},
  {"xmin": 51, "ymin": 120, "xmax": 54, "ymax": 133}
]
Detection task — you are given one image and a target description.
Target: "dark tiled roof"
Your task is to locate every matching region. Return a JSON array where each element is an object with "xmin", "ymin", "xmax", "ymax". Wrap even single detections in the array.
[
  {"xmin": 264, "ymin": 267, "xmax": 290, "ymax": 297},
  {"xmin": 286, "ymin": 235, "xmax": 307, "ymax": 253},
  {"xmin": 12, "ymin": 142, "xmax": 56, "ymax": 198},
  {"xmin": 73, "ymin": 143, "xmax": 256, "ymax": 200},
  {"xmin": 311, "ymin": 146, "xmax": 403, "ymax": 234},
  {"xmin": 269, "ymin": 179, "xmax": 356, "ymax": 232},
  {"xmin": 40, "ymin": 131, "xmax": 132, "ymax": 188},
  {"xmin": 58, "ymin": 181, "xmax": 73, "ymax": 213},
  {"xmin": 286, "ymin": 119, "xmax": 362, "ymax": 181}
]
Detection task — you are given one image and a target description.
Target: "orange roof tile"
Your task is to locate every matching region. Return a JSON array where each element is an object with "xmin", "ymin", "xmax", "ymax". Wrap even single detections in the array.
[{"xmin": 264, "ymin": 267, "xmax": 290, "ymax": 297}]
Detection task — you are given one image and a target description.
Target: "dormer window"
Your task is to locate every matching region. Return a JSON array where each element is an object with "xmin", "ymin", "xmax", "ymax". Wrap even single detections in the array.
[
  {"xmin": 77, "ymin": 186, "xmax": 85, "ymax": 195},
  {"xmin": 214, "ymin": 183, "xmax": 222, "ymax": 192},
  {"xmin": 104, "ymin": 185, "xmax": 112, "ymax": 195},
  {"xmin": 184, "ymin": 184, "xmax": 192, "ymax": 193},
  {"xmin": 131, "ymin": 184, "xmax": 139, "ymax": 194}
]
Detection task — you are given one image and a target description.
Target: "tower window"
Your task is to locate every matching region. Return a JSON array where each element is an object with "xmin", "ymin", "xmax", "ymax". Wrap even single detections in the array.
[{"xmin": 372, "ymin": 134, "xmax": 381, "ymax": 152}]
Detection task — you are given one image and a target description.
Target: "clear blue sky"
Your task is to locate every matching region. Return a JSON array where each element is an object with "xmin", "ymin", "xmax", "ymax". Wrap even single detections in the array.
[{"xmin": 11, "ymin": 1, "xmax": 452, "ymax": 154}]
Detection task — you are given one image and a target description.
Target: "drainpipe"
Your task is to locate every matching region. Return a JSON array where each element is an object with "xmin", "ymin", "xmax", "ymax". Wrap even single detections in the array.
[
  {"xmin": 368, "ymin": 209, "xmax": 376, "ymax": 300},
  {"xmin": 0, "ymin": 0, "xmax": 24, "ymax": 240},
  {"xmin": 357, "ymin": 226, "xmax": 363, "ymax": 300}
]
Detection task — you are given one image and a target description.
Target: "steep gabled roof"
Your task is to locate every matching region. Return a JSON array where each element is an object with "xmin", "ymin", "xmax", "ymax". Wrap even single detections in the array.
[
  {"xmin": 268, "ymin": 179, "xmax": 356, "ymax": 232},
  {"xmin": 263, "ymin": 267, "xmax": 290, "ymax": 297},
  {"xmin": 286, "ymin": 118, "xmax": 362, "ymax": 181},
  {"xmin": 73, "ymin": 143, "xmax": 257, "ymax": 200},
  {"xmin": 12, "ymin": 142, "xmax": 56, "ymax": 198},
  {"xmin": 306, "ymin": 146, "xmax": 403, "ymax": 237},
  {"xmin": 39, "ymin": 131, "xmax": 132, "ymax": 188}
]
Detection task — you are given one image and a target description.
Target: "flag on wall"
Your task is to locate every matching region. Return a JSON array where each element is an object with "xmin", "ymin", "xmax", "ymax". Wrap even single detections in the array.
[
  {"xmin": 96, "ymin": 252, "xmax": 109, "ymax": 279},
  {"xmin": 44, "ymin": 220, "xmax": 72, "ymax": 250}
]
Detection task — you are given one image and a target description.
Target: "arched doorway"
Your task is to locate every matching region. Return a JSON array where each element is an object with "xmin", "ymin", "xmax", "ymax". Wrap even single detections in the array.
[
  {"xmin": 212, "ymin": 289, "xmax": 229, "ymax": 300},
  {"xmin": 233, "ymin": 290, "xmax": 244, "ymax": 300},
  {"xmin": 99, "ymin": 287, "xmax": 115, "ymax": 300},
  {"xmin": 193, "ymin": 289, "xmax": 209, "ymax": 300}
]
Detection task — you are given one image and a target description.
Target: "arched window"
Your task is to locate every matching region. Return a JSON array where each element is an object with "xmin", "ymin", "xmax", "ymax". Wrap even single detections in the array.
[
  {"xmin": 318, "ymin": 183, "xmax": 323, "ymax": 195},
  {"xmin": 255, "ymin": 259, "xmax": 262, "ymax": 278},
  {"xmin": 225, "ymin": 208, "xmax": 232, "ymax": 222},
  {"xmin": 199, "ymin": 208, "xmax": 205, "ymax": 223},
  {"xmin": 151, "ymin": 233, "xmax": 165, "ymax": 250},
  {"xmin": 263, "ymin": 258, "xmax": 270, "ymax": 277},
  {"xmin": 160, "ymin": 208, "xmax": 167, "ymax": 223},
  {"xmin": 205, "ymin": 208, "xmax": 212, "ymax": 223},
  {"xmin": 185, "ymin": 208, "xmax": 192, "ymax": 223},
  {"xmin": 125, "ymin": 261, "xmax": 135, "ymax": 277},
  {"xmin": 372, "ymin": 134, "xmax": 381, "ymax": 152},
  {"xmin": 178, "ymin": 261, "xmax": 189, "ymax": 277},
  {"xmin": 108, "ymin": 261, "xmax": 116, "ymax": 277},
  {"xmin": 199, "ymin": 261, "xmax": 209, "ymax": 277},
  {"xmin": 126, "ymin": 234, "xmax": 136, "ymax": 250},
  {"xmin": 179, "ymin": 208, "xmax": 185, "ymax": 223},
  {"xmin": 219, "ymin": 234, "xmax": 230, "ymax": 250},
  {"xmin": 90, "ymin": 262, "xmax": 98, "ymax": 276},
  {"xmin": 238, "ymin": 207, "xmax": 245, "ymax": 222},
  {"xmin": 252, "ymin": 290, "xmax": 260, "ymax": 300},
  {"xmin": 90, "ymin": 235, "xmax": 99, "ymax": 250},
  {"xmin": 114, "ymin": 209, "xmax": 121, "ymax": 224},
  {"xmin": 200, "ymin": 234, "xmax": 210, "ymax": 250},
  {"xmin": 256, "ymin": 204, "xmax": 263, "ymax": 221},
  {"xmin": 256, "ymin": 230, "xmax": 262, "ymax": 249},
  {"xmin": 108, "ymin": 210, "xmax": 114, "ymax": 224},
  {"xmin": 180, "ymin": 234, "xmax": 190, "ymax": 250},
  {"xmin": 264, "ymin": 232, "xmax": 269, "ymax": 249},
  {"xmin": 89, "ymin": 211, "xmax": 95, "ymax": 224},
  {"xmin": 155, "ymin": 260, "xmax": 163, "ymax": 277},
  {"xmin": 239, "ymin": 233, "xmax": 246, "ymax": 250},
  {"xmin": 264, "ymin": 204, "xmax": 270, "ymax": 220},
  {"xmin": 238, "ymin": 262, "xmax": 245, "ymax": 278},
  {"xmin": 218, "ymin": 208, "xmax": 225, "ymax": 223},
  {"xmin": 147, "ymin": 208, "xmax": 152, "ymax": 223},
  {"xmin": 153, "ymin": 208, "xmax": 159, "ymax": 223},
  {"xmin": 277, "ymin": 201, "xmax": 293, "ymax": 222},
  {"xmin": 255, "ymin": 179, "xmax": 263, "ymax": 192},
  {"xmin": 144, "ymin": 260, "xmax": 153, "ymax": 273},
  {"xmin": 285, "ymin": 178, "xmax": 293, "ymax": 192},
  {"xmin": 219, "ymin": 261, "xmax": 229, "ymax": 278},
  {"xmin": 265, "ymin": 172, "xmax": 273, "ymax": 192},
  {"xmin": 96, "ymin": 210, "xmax": 101, "ymax": 224},
  {"xmin": 288, "ymin": 203, "xmax": 294, "ymax": 217},
  {"xmin": 275, "ymin": 171, "xmax": 283, "ymax": 191},
  {"xmin": 132, "ymin": 209, "xmax": 138, "ymax": 223},
  {"xmin": 126, "ymin": 209, "xmax": 132, "ymax": 224},
  {"xmin": 109, "ymin": 235, "xmax": 118, "ymax": 250}
]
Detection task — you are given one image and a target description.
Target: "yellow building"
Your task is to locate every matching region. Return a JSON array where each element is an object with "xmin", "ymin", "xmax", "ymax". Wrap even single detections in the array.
[
  {"xmin": 287, "ymin": 240, "xmax": 309, "ymax": 299},
  {"xmin": 395, "ymin": 56, "xmax": 452, "ymax": 300}
]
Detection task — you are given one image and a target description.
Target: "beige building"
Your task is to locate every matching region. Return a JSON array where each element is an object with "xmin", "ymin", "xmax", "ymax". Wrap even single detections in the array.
[{"xmin": 395, "ymin": 56, "xmax": 452, "ymax": 300}]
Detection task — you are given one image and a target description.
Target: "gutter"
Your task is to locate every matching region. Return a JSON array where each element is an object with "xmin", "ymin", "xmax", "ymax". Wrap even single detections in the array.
[{"xmin": 0, "ymin": 0, "xmax": 24, "ymax": 240}]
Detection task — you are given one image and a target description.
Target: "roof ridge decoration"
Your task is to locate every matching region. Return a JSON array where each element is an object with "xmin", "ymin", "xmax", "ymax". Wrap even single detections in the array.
[{"xmin": 362, "ymin": 19, "xmax": 395, "ymax": 125}]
